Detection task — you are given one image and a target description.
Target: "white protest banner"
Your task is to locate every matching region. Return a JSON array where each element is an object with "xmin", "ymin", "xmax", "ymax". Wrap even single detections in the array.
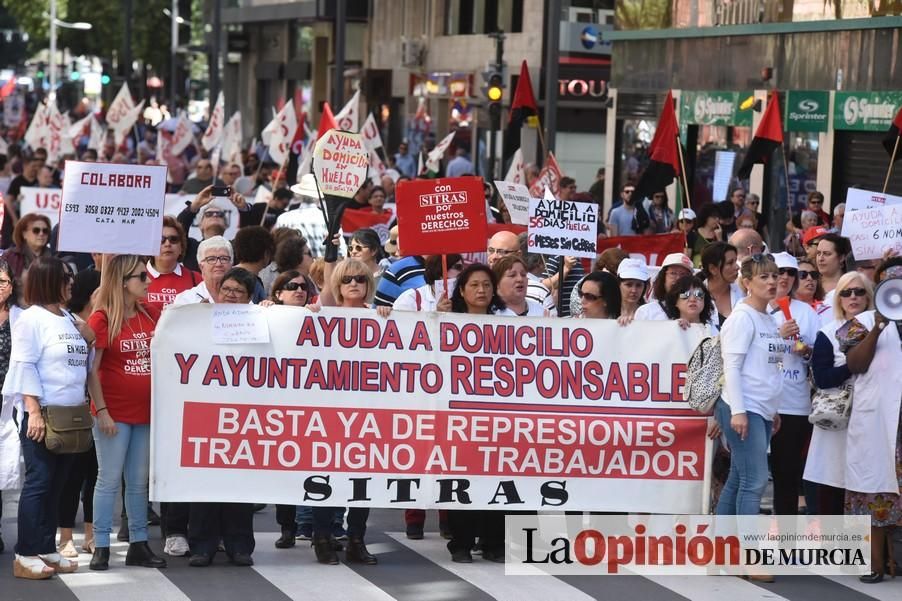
[
  {"xmin": 262, "ymin": 102, "xmax": 297, "ymax": 166},
  {"xmin": 202, "ymin": 92, "xmax": 225, "ymax": 151},
  {"xmin": 211, "ymin": 304, "xmax": 270, "ymax": 344},
  {"xmin": 841, "ymin": 203, "xmax": 902, "ymax": 261},
  {"xmin": 494, "ymin": 180, "xmax": 531, "ymax": 226},
  {"xmin": 87, "ymin": 115, "xmax": 105, "ymax": 151},
  {"xmin": 163, "ymin": 194, "xmax": 239, "ymax": 241},
  {"xmin": 313, "ymin": 130, "xmax": 368, "ymax": 198},
  {"xmin": 334, "ymin": 89, "xmax": 361, "ymax": 132},
  {"xmin": 151, "ymin": 305, "xmax": 710, "ymax": 511},
  {"xmin": 57, "ymin": 162, "xmax": 166, "ymax": 255},
  {"xmin": 528, "ymin": 194, "xmax": 598, "ymax": 258},
  {"xmin": 844, "ymin": 188, "xmax": 902, "ymax": 212},
  {"xmin": 18, "ymin": 187, "xmax": 63, "ymax": 228}
]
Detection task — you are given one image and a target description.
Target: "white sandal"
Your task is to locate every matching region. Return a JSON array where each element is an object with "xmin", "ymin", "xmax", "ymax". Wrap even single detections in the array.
[
  {"xmin": 13, "ymin": 555, "xmax": 55, "ymax": 579},
  {"xmin": 39, "ymin": 552, "xmax": 79, "ymax": 574},
  {"xmin": 58, "ymin": 540, "xmax": 79, "ymax": 559}
]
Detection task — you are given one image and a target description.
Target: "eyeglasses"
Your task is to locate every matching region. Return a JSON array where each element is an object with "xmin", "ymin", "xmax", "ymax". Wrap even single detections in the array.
[
  {"xmin": 220, "ymin": 285, "xmax": 248, "ymax": 297},
  {"xmin": 161, "ymin": 235, "xmax": 181, "ymax": 245},
  {"xmin": 449, "ymin": 262, "xmax": 464, "ymax": 271},
  {"xmin": 0, "ymin": 278, "xmax": 11, "ymax": 288},
  {"xmin": 579, "ymin": 290, "xmax": 601, "ymax": 302},
  {"xmin": 678, "ymin": 289, "xmax": 705, "ymax": 300},
  {"xmin": 487, "ymin": 247, "xmax": 517, "ymax": 256},
  {"xmin": 124, "ymin": 272, "xmax": 148, "ymax": 283},
  {"xmin": 203, "ymin": 210, "xmax": 225, "ymax": 219},
  {"xmin": 341, "ymin": 274, "xmax": 368, "ymax": 285},
  {"xmin": 778, "ymin": 268, "xmax": 798, "ymax": 277},
  {"xmin": 746, "ymin": 201, "xmax": 760, "ymax": 206},
  {"xmin": 281, "ymin": 281, "xmax": 307, "ymax": 292},
  {"xmin": 31, "ymin": 227, "xmax": 49, "ymax": 235},
  {"xmin": 798, "ymin": 270, "xmax": 820, "ymax": 281},
  {"xmin": 202, "ymin": 255, "xmax": 231, "ymax": 265},
  {"xmin": 349, "ymin": 244, "xmax": 370, "ymax": 253},
  {"xmin": 809, "ymin": 199, "xmax": 824, "ymax": 205},
  {"xmin": 623, "ymin": 188, "xmax": 635, "ymax": 195},
  {"xmin": 839, "ymin": 287, "xmax": 867, "ymax": 298}
]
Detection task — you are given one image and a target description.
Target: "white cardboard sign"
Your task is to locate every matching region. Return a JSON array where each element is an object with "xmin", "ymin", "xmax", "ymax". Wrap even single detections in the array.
[
  {"xmin": 313, "ymin": 130, "xmax": 368, "ymax": 198},
  {"xmin": 18, "ymin": 187, "xmax": 62, "ymax": 228},
  {"xmin": 493, "ymin": 180, "xmax": 532, "ymax": 226},
  {"xmin": 527, "ymin": 197, "xmax": 598, "ymax": 259},
  {"xmin": 57, "ymin": 162, "xmax": 167, "ymax": 255},
  {"xmin": 841, "ymin": 202, "xmax": 902, "ymax": 260},
  {"xmin": 162, "ymin": 194, "xmax": 240, "ymax": 242},
  {"xmin": 211, "ymin": 304, "xmax": 270, "ymax": 344},
  {"xmin": 844, "ymin": 188, "xmax": 902, "ymax": 212}
]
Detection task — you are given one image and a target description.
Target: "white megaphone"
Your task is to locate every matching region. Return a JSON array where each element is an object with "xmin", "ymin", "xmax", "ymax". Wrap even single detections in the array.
[{"xmin": 874, "ymin": 277, "xmax": 902, "ymax": 322}]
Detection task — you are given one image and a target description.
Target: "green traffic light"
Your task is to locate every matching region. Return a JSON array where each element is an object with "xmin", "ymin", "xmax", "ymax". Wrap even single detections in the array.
[
  {"xmin": 101, "ymin": 74, "xmax": 111, "ymax": 85},
  {"xmin": 70, "ymin": 72, "xmax": 81, "ymax": 81},
  {"xmin": 36, "ymin": 71, "xmax": 45, "ymax": 79}
]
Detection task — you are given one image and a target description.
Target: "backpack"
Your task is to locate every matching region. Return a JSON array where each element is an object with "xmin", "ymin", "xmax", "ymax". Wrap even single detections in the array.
[
  {"xmin": 632, "ymin": 202, "xmax": 651, "ymax": 233},
  {"xmin": 684, "ymin": 336, "xmax": 723, "ymax": 413}
]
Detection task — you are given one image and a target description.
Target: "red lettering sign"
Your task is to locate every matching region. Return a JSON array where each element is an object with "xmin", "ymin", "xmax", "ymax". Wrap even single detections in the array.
[{"xmin": 396, "ymin": 176, "xmax": 488, "ymax": 256}]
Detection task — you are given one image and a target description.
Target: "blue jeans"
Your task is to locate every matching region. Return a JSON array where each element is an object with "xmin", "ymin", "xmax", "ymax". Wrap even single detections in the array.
[
  {"xmin": 296, "ymin": 505, "xmax": 344, "ymax": 527},
  {"xmin": 715, "ymin": 399, "xmax": 772, "ymax": 516},
  {"xmin": 16, "ymin": 412, "xmax": 76, "ymax": 555},
  {"xmin": 92, "ymin": 422, "xmax": 150, "ymax": 547}
]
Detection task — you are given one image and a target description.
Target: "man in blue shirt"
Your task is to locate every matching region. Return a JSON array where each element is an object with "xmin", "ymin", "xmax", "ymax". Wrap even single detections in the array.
[{"xmin": 393, "ymin": 141, "xmax": 417, "ymax": 178}]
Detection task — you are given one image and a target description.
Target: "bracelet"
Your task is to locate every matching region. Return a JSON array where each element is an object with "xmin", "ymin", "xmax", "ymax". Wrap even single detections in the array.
[{"xmin": 96, "ymin": 407, "xmax": 108, "ymax": 413}]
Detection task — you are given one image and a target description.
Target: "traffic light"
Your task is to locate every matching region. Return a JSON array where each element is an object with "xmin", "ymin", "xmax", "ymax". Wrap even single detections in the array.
[
  {"xmin": 482, "ymin": 67, "xmax": 504, "ymax": 122},
  {"xmin": 100, "ymin": 60, "xmax": 112, "ymax": 85},
  {"xmin": 36, "ymin": 61, "xmax": 46, "ymax": 80}
]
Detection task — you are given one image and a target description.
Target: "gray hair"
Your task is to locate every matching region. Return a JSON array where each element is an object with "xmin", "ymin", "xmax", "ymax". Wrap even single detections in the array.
[
  {"xmin": 801, "ymin": 210, "xmax": 817, "ymax": 223},
  {"xmin": 197, "ymin": 235, "xmax": 233, "ymax": 265},
  {"xmin": 834, "ymin": 202, "xmax": 845, "ymax": 213}
]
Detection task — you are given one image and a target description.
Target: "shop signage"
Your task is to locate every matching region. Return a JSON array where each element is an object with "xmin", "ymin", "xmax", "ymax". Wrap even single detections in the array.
[
  {"xmin": 834, "ymin": 91, "xmax": 902, "ymax": 131},
  {"xmin": 680, "ymin": 91, "xmax": 752, "ymax": 127},
  {"xmin": 784, "ymin": 91, "xmax": 829, "ymax": 132}
]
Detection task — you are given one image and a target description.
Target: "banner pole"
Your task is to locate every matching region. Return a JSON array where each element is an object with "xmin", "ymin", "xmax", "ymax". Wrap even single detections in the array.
[
  {"xmin": 780, "ymin": 144, "xmax": 794, "ymax": 222},
  {"xmin": 441, "ymin": 254, "xmax": 449, "ymax": 304},
  {"xmin": 883, "ymin": 135, "xmax": 900, "ymax": 194},
  {"xmin": 676, "ymin": 135, "xmax": 692, "ymax": 210},
  {"xmin": 556, "ymin": 256, "xmax": 564, "ymax": 317}
]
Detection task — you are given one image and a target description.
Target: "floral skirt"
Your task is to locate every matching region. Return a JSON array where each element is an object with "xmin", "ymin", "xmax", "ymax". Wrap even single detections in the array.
[{"xmin": 845, "ymin": 412, "xmax": 902, "ymax": 527}]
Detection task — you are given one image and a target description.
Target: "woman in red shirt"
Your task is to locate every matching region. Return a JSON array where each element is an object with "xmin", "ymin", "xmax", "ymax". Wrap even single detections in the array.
[
  {"xmin": 146, "ymin": 217, "xmax": 200, "ymax": 310},
  {"xmin": 86, "ymin": 255, "xmax": 166, "ymax": 571}
]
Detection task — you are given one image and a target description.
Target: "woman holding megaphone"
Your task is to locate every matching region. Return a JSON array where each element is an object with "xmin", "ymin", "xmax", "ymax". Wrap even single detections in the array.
[{"xmin": 841, "ymin": 259, "xmax": 902, "ymax": 584}]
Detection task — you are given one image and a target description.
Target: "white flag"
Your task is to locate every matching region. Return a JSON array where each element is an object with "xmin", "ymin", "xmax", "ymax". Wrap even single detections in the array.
[
  {"xmin": 88, "ymin": 115, "xmax": 105, "ymax": 152},
  {"xmin": 201, "ymin": 92, "xmax": 225, "ymax": 151},
  {"xmin": 23, "ymin": 102, "xmax": 48, "ymax": 150},
  {"xmin": 262, "ymin": 102, "xmax": 297, "ymax": 165},
  {"xmin": 106, "ymin": 83, "xmax": 136, "ymax": 132},
  {"xmin": 67, "ymin": 113, "xmax": 92, "ymax": 141},
  {"xmin": 334, "ymin": 89, "xmax": 361, "ymax": 132},
  {"xmin": 169, "ymin": 113, "xmax": 195, "ymax": 157},
  {"xmin": 0, "ymin": 137, "xmax": 7, "ymax": 156},
  {"xmin": 112, "ymin": 100, "xmax": 145, "ymax": 147},
  {"xmin": 220, "ymin": 111, "xmax": 243, "ymax": 164},
  {"xmin": 360, "ymin": 113, "xmax": 384, "ymax": 150},
  {"xmin": 504, "ymin": 148, "xmax": 527, "ymax": 184},
  {"xmin": 296, "ymin": 127, "xmax": 316, "ymax": 179},
  {"xmin": 425, "ymin": 131, "xmax": 456, "ymax": 173}
]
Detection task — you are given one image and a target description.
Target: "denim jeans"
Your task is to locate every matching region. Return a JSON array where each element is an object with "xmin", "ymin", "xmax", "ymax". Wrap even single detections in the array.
[
  {"xmin": 296, "ymin": 505, "xmax": 344, "ymax": 527},
  {"xmin": 16, "ymin": 412, "xmax": 76, "ymax": 555},
  {"xmin": 313, "ymin": 507, "xmax": 366, "ymax": 539},
  {"xmin": 92, "ymin": 422, "xmax": 150, "ymax": 547},
  {"xmin": 714, "ymin": 399, "xmax": 772, "ymax": 516}
]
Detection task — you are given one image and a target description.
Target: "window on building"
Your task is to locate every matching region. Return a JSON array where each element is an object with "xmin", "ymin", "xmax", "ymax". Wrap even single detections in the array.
[
  {"xmin": 561, "ymin": 0, "xmax": 615, "ymax": 24},
  {"xmin": 444, "ymin": 0, "xmax": 524, "ymax": 35}
]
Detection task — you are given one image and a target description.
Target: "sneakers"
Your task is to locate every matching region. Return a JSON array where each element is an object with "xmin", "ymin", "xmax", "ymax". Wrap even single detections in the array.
[
  {"xmin": 331, "ymin": 524, "xmax": 347, "ymax": 541},
  {"xmin": 295, "ymin": 523, "xmax": 313, "ymax": 541},
  {"xmin": 163, "ymin": 535, "xmax": 190, "ymax": 557}
]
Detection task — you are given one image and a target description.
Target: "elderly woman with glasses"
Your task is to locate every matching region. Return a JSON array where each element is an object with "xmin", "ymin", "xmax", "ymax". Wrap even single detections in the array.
[
  {"xmin": 171, "ymin": 236, "xmax": 233, "ymax": 305},
  {"xmin": 3, "ymin": 213, "xmax": 52, "ymax": 281}
]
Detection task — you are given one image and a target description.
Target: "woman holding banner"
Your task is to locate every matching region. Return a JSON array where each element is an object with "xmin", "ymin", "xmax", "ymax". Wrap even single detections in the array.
[
  {"xmin": 616, "ymin": 258, "xmax": 648, "ymax": 322},
  {"xmin": 493, "ymin": 256, "xmax": 544, "ymax": 317},
  {"xmin": 663, "ymin": 275, "xmax": 715, "ymax": 332},
  {"xmin": 631, "ymin": 253, "xmax": 694, "ymax": 322},
  {"xmin": 3, "ymin": 214, "xmax": 52, "ymax": 281},
  {"xmin": 576, "ymin": 271, "xmax": 621, "ymax": 320},
  {"xmin": 87, "ymin": 255, "xmax": 166, "ymax": 572},
  {"xmin": 393, "ymin": 254, "xmax": 462, "ymax": 313}
]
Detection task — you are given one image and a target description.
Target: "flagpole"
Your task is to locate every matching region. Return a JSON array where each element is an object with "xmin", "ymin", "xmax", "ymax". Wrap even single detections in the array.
[
  {"xmin": 781, "ymin": 144, "xmax": 794, "ymax": 221},
  {"xmin": 883, "ymin": 135, "xmax": 900, "ymax": 194},
  {"xmin": 260, "ymin": 148, "xmax": 293, "ymax": 226},
  {"xmin": 675, "ymin": 135, "xmax": 692, "ymax": 210}
]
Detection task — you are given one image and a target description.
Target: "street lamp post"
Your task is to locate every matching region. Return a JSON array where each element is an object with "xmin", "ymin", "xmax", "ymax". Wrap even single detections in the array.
[{"xmin": 47, "ymin": 0, "xmax": 92, "ymax": 101}]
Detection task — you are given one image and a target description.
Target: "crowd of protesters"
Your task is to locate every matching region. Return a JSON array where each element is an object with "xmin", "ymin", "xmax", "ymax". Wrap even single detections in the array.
[{"xmin": 0, "ymin": 130, "xmax": 898, "ymax": 586}]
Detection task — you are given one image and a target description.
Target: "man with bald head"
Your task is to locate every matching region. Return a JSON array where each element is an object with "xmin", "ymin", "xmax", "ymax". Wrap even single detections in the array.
[
  {"xmin": 487, "ymin": 230, "xmax": 521, "ymax": 267},
  {"xmin": 728, "ymin": 228, "xmax": 765, "ymax": 261}
]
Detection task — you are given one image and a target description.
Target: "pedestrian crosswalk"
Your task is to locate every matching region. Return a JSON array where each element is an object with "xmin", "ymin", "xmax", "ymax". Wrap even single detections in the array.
[{"xmin": 1, "ymin": 504, "xmax": 900, "ymax": 601}]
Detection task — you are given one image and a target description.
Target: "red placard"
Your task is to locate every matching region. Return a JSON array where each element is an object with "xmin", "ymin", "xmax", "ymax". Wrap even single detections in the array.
[
  {"xmin": 396, "ymin": 176, "xmax": 488, "ymax": 256},
  {"xmin": 596, "ymin": 232, "xmax": 687, "ymax": 266}
]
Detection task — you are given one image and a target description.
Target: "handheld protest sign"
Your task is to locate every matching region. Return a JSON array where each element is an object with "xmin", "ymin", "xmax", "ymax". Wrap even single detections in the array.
[
  {"xmin": 527, "ymin": 193, "xmax": 598, "ymax": 259},
  {"xmin": 57, "ymin": 161, "xmax": 167, "ymax": 255},
  {"xmin": 493, "ymin": 180, "xmax": 531, "ymax": 226},
  {"xmin": 313, "ymin": 129, "xmax": 369, "ymax": 262},
  {"xmin": 19, "ymin": 187, "xmax": 62, "ymax": 228},
  {"xmin": 395, "ymin": 176, "xmax": 488, "ymax": 257}
]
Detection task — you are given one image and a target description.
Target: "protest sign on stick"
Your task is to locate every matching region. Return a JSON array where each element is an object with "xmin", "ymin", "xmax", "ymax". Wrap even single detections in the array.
[
  {"xmin": 844, "ymin": 188, "xmax": 902, "ymax": 212},
  {"xmin": 527, "ymin": 193, "xmax": 598, "ymax": 259},
  {"xmin": 841, "ymin": 202, "xmax": 902, "ymax": 260},
  {"xmin": 493, "ymin": 180, "xmax": 531, "ymax": 226},
  {"xmin": 57, "ymin": 162, "xmax": 167, "ymax": 255},
  {"xmin": 18, "ymin": 187, "xmax": 62, "ymax": 228}
]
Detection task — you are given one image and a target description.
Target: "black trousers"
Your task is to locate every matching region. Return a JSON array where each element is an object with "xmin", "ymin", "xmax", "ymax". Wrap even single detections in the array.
[
  {"xmin": 815, "ymin": 483, "xmax": 846, "ymax": 515},
  {"xmin": 161, "ymin": 502, "xmax": 190, "ymax": 538},
  {"xmin": 276, "ymin": 504, "xmax": 296, "ymax": 533},
  {"xmin": 58, "ymin": 444, "xmax": 98, "ymax": 528},
  {"xmin": 188, "ymin": 502, "xmax": 255, "ymax": 557},
  {"xmin": 446, "ymin": 510, "xmax": 504, "ymax": 555},
  {"xmin": 312, "ymin": 507, "xmax": 368, "ymax": 539},
  {"xmin": 770, "ymin": 414, "xmax": 812, "ymax": 515}
]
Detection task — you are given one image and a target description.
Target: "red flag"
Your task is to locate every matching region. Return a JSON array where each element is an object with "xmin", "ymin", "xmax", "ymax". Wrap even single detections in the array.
[
  {"xmin": 340, "ymin": 207, "xmax": 394, "ymax": 236},
  {"xmin": 509, "ymin": 60, "xmax": 538, "ymax": 116},
  {"xmin": 737, "ymin": 91, "xmax": 784, "ymax": 178},
  {"xmin": 504, "ymin": 61, "xmax": 539, "ymax": 162},
  {"xmin": 634, "ymin": 91, "xmax": 681, "ymax": 202},
  {"xmin": 317, "ymin": 102, "xmax": 338, "ymax": 141},
  {"xmin": 0, "ymin": 77, "xmax": 16, "ymax": 100},
  {"xmin": 882, "ymin": 105, "xmax": 902, "ymax": 160}
]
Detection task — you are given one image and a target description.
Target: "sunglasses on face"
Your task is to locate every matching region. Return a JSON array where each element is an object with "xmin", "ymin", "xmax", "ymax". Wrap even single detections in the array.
[
  {"xmin": 579, "ymin": 290, "xmax": 601, "ymax": 302},
  {"xmin": 204, "ymin": 211, "xmax": 225, "ymax": 219},
  {"xmin": 31, "ymin": 227, "xmax": 49, "ymax": 235},
  {"xmin": 349, "ymin": 244, "xmax": 371, "ymax": 253},
  {"xmin": 124, "ymin": 271, "xmax": 148, "ymax": 283},
  {"xmin": 341, "ymin": 275, "xmax": 368, "ymax": 285},
  {"xmin": 678, "ymin": 289, "xmax": 705, "ymax": 300},
  {"xmin": 778, "ymin": 268, "xmax": 798, "ymax": 277},
  {"xmin": 449, "ymin": 262, "xmax": 464, "ymax": 271},
  {"xmin": 161, "ymin": 235, "xmax": 181, "ymax": 245},
  {"xmin": 797, "ymin": 270, "xmax": 820, "ymax": 281},
  {"xmin": 809, "ymin": 199, "xmax": 824, "ymax": 205},
  {"xmin": 747, "ymin": 201, "xmax": 760, "ymax": 206},
  {"xmin": 281, "ymin": 281, "xmax": 307, "ymax": 292},
  {"xmin": 839, "ymin": 287, "xmax": 867, "ymax": 298}
]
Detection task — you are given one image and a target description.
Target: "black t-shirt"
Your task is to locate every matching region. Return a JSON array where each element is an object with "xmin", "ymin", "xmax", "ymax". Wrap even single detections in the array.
[{"xmin": 3, "ymin": 174, "xmax": 37, "ymax": 249}]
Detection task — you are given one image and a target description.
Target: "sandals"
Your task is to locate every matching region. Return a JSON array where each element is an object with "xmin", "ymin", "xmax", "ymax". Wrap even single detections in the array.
[
  {"xmin": 58, "ymin": 540, "xmax": 79, "ymax": 559},
  {"xmin": 82, "ymin": 538, "xmax": 96, "ymax": 554},
  {"xmin": 38, "ymin": 552, "xmax": 79, "ymax": 574},
  {"xmin": 13, "ymin": 555, "xmax": 55, "ymax": 580}
]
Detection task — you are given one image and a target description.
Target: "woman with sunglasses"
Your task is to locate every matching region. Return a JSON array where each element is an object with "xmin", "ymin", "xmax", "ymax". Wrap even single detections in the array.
[
  {"xmin": 700, "ymin": 242, "xmax": 742, "ymax": 328},
  {"xmin": 577, "ymin": 271, "xmax": 621, "ymax": 319},
  {"xmin": 805, "ymin": 272, "xmax": 873, "ymax": 522},
  {"xmin": 87, "ymin": 255, "xmax": 166, "ymax": 572},
  {"xmin": 146, "ymin": 217, "xmax": 200, "ymax": 310},
  {"xmin": 348, "ymin": 229, "xmax": 389, "ymax": 283},
  {"xmin": 394, "ymin": 254, "xmax": 463, "ymax": 312},
  {"xmin": 663, "ymin": 275, "xmax": 715, "ymax": 332},
  {"xmin": 716, "ymin": 255, "xmax": 791, "ymax": 581},
  {"xmin": 269, "ymin": 270, "xmax": 317, "ymax": 307},
  {"xmin": 648, "ymin": 191, "xmax": 674, "ymax": 234},
  {"xmin": 494, "ymin": 255, "xmax": 545, "ymax": 316},
  {"xmin": 841, "ymin": 264, "xmax": 902, "ymax": 584},
  {"xmin": 632, "ymin": 253, "xmax": 694, "ymax": 322},
  {"xmin": 767, "ymin": 253, "xmax": 820, "ymax": 517},
  {"xmin": 3, "ymin": 213, "xmax": 52, "ymax": 281},
  {"xmin": 793, "ymin": 259, "xmax": 833, "ymax": 325}
]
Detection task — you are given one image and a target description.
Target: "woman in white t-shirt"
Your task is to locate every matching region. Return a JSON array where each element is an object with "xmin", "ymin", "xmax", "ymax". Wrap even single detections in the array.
[
  {"xmin": 715, "ymin": 254, "xmax": 793, "ymax": 555},
  {"xmin": 4, "ymin": 257, "xmax": 92, "ymax": 579},
  {"xmin": 393, "ymin": 254, "xmax": 462, "ymax": 313},
  {"xmin": 493, "ymin": 255, "xmax": 545, "ymax": 317}
]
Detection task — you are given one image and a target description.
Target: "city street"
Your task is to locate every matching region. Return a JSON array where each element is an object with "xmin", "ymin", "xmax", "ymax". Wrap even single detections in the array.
[{"xmin": 2, "ymin": 495, "xmax": 901, "ymax": 601}]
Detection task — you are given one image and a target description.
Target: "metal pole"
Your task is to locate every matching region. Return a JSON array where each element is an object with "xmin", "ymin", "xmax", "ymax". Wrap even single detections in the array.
[
  {"xmin": 124, "ymin": 0, "xmax": 133, "ymax": 87},
  {"xmin": 49, "ymin": 0, "xmax": 57, "ymax": 101},
  {"xmin": 334, "ymin": 0, "xmax": 346, "ymax": 109},
  {"xmin": 170, "ymin": 0, "xmax": 178, "ymax": 111},
  {"xmin": 494, "ymin": 32, "xmax": 504, "ymax": 180},
  {"xmin": 210, "ymin": 0, "xmax": 221, "ymax": 107},
  {"xmin": 543, "ymin": 0, "xmax": 561, "ymax": 156}
]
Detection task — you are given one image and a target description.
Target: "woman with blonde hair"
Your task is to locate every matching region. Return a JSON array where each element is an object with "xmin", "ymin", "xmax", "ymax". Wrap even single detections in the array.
[{"xmin": 87, "ymin": 255, "xmax": 166, "ymax": 571}]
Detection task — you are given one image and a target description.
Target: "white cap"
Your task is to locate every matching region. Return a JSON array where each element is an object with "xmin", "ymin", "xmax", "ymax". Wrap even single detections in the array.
[
  {"xmin": 678, "ymin": 208, "xmax": 697, "ymax": 221},
  {"xmin": 661, "ymin": 252, "xmax": 694, "ymax": 272},
  {"xmin": 617, "ymin": 258, "xmax": 650, "ymax": 282},
  {"xmin": 289, "ymin": 173, "xmax": 323, "ymax": 199},
  {"xmin": 772, "ymin": 251, "xmax": 799, "ymax": 271}
]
